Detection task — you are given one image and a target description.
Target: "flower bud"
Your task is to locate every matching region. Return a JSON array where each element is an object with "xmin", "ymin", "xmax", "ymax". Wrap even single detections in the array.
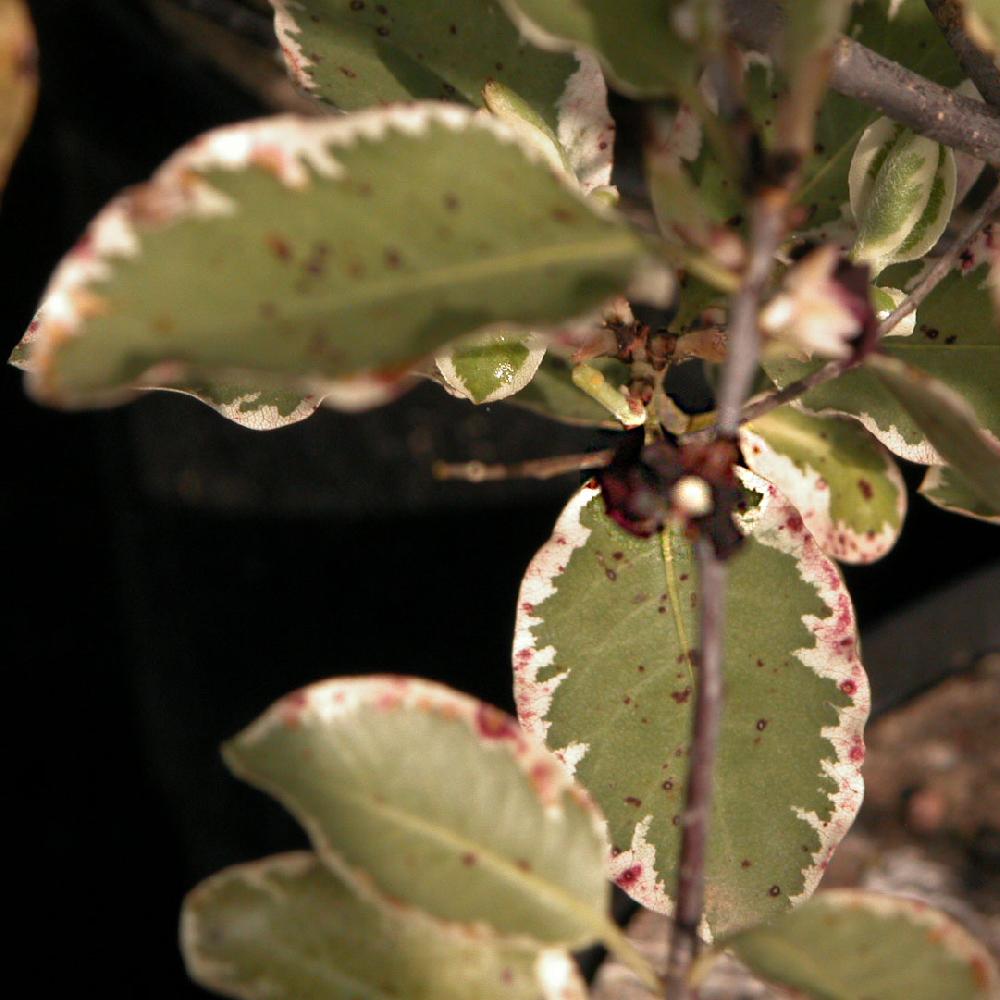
[{"xmin": 848, "ymin": 117, "xmax": 956, "ymax": 275}]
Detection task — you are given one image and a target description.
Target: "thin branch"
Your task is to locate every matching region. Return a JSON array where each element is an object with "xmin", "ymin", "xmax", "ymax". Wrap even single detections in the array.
[
  {"xmin": 432, "ymin": 450, "xmax": 614, "ymax": 483},
  {"xmin": 925, "ymin": 0, "xmax": 1000, "ymax": 109},
  {"xmin": 725, "ymin": 0, "xmax": 1000, "ymax": 165},
  {"xmin": 665, "ymin": 188, "xmax": 789, "ymax": 1000}
]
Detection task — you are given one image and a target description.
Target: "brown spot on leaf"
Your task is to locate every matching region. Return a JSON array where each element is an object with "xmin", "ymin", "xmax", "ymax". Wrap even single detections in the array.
[
  {"xmin": 265, "ymin": 233, "xmax": 292, "ymax": 261},
  {"xmin": 768, "ymin": 885, "xmax": 781, "ymax": 896},
  {"xmin": 624, "ymin": 796, "xmax": 642, "ymax": 807},
  {"xmin": 858, "ymin": 478, "xmax": 874, "ymax": 500}
]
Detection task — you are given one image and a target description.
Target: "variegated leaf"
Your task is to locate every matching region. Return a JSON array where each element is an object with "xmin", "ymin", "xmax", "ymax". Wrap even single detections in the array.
[
  {"xmin": 498, "ymin": 0, "xmax": 698, "ymax": 98},
  {"xmin": 435, "ymin": 331, "xmax": 546, "ymax": 404},
  {"xmin": 224, "ymin": 676, "xmax": 611, "ymax": 949},
  {"xmin": 742, "ymin": 407, "xmax": 906, "ymax": 564},
  {"xmin": 0, "ymin": 0, "xmax": 35, "ymax": 194},
  {"xmin": 920, "ymin": 465, "xmax": 1000, "ymax": 524},
  {"xmin": 765, "ymin": 231, "xmax": 999, "ymax": 463},
  {"xmin": 514, "ymin": 472, "xmax": 868, "ymax": 935},
  {"xmin": 182, "ymin": 852, "xmax": 587, "ymax": 1000},
  {"xmin": 868, "ymin": 353, "xmax": 1000, "ymax": 509},
  {"xmin": 269, "ymin": 0, "xmax": 614, "ymax": 192},
  {"xmin": 721, "ymin": 890, "xmax": 998, "ymax": 1000},
  {"xmin": 15, "ymin": 106, "xmax": 647, "ymax": 424},
  {"xmin": 509, "ymin": 354, "xmax": 629, "ymax": 428}
]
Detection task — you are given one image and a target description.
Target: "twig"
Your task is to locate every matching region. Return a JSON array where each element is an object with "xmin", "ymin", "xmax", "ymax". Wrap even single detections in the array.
[
  {"xmin": 725, "ymin": 0, "xmax": 1000, "ymax": 164},
  {"xmin": 432, "ymin": 450, "xmax": 615, "ymax": 483},
  {"xmin": 665, "ymin": 187, "xmax": 790, "ymax": 1000},
  {"xmin": 925, "ymin": 0, "xmax": 1000, "ymax": 109},
  {"xmin": 682, "ymin": 181, "xmax": 1000, "ymax": 440}
]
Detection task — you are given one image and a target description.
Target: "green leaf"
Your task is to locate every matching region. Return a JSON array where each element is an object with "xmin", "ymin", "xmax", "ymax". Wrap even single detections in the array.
[
  {"xmin": 0, "ymin": 0, "xmax": 35, "ymax": 194},
  {"xmin": 18, "ymin": 106, "xmax": 647, "ymax": 417},
  {"xmin": 764, "ymin": 238, "xmax": 1000, "ymax": 463},
  {"xmin": 509, "ymin": 354, "xmax": 629, "ymax": 427},
  {"xmin": 498, "ymin": 0, "xmax": 699, "ymax": 97},
  {"xmin": 268, "ymin": 0, "xmax": 615, "ymax": 191},
  {"xmin": 720, "ymin": 889, "xmax": 999, "ymax": 1000},
  {"xmin": 920, "ymin": 465, "xmax": 1000, "ymax": 524},
  {"xmin": 797, "ymin": 0, "xmax": 962, "ymax": 231},
  {"xmin": 224, "ymin": 676, "xmax": 610, "ymax": 948},
  {"xmin": 742, "ymin": 406, "xmax": 906, "ymax": 564},
  {"xmin": 965, "ymin": 0, "xmax": 1000, "ymax": 54},
  {"xmin": 868, "ymin": 353, "xmax": 1000, "ymax": 509},
  {"xmin": 435, "ymin": 331, "xmax": 546, "ymax": 404},
  {"xmin": 182, "ymin": 852, "xmax": 588, "ymax": 1000},
  {"xmin": 514, "ymin": 472, "xmax": 868, "ymax": 935}
]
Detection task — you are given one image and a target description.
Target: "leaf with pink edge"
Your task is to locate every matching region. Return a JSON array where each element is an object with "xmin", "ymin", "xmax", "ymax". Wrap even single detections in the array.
[
  {"xmin": 513, "ymin": 472, "xmax": 869, "ymax": 935},
  {"xmin": 741, "ymin": 406, "xmax": 907, "ymax": 564}
]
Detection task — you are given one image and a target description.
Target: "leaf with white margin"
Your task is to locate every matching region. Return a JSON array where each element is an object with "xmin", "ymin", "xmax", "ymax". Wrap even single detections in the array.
[
  {"xmin": 742, "ymin": 406, "xmax": 906, "ymax": 564},
  {"xmin": 436, "ymin": 331, "xmax": 546, "ymax": 404},
  {"xmin": 16, "ymin": 106, "xmax": 647, "ymax": 417},
  {"xmin": 509, "ymin": 354, "xmax": 629, "ymax": 428},
  {"xmin": 182, "ymin": 852, "xmax": 588, "ymax": 1000},
  {"xmin": 719, "ymin": 889, "xmax": 998, "ymax": 1000},
  {"xmin": 920, "ymin": 465, "xmax": 1000, "ymax": 524},
  {"xmin": 224, "ymin": 676, "xmax": 612, "ymax": 949},
  {"xmin": 514, "ymin": 471, "xmax": 868, "ymax": 935},
  {"xmin": 868, "ymin": 353, "xmax": 1000, "ymax": 509},
  {"xmin": 0, "ymin": 0, "xmax": 35, "ymax": 194},
  {"xmin": 765, "ymin": 230, "xmax": 999, "ymax": 463},
  {"xmin": 269, "ymin": 0, "xmax": 614, "ymax": 193},
  {"xmin": 498, "ymin": 0, "xmax": 698, "ymax": 98}
]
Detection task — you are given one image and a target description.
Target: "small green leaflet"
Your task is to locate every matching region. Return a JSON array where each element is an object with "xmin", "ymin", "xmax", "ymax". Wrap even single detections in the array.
[
  {"xmin": 721, "ymin": 890, "xmax": 998, "ymax": 1000},
  {"xmin": 868, "ymin": 353, "xmax": 1000, "ymax": 510},
  {"xmin": 765, "ymin": 234, "xmax": 1000, "ymax": 463},
  {"xmin": 182, "ymin": 852, "xmax": 588, "ymax": 1000},
  {"xmin": 499, "ymin": 0, "xmax": 698, "ymax": 98},
  {"xmin": 224, "ymin": 676, "xmax": 611, "ymax": 949},
  {"xmin": 514, "ymin": 472, "xmax": 868, "ymax": 934},
  {"xmin": 16, "ymin": 105, "xmax": 647, "ymax": 422},
  {"xmin": 268, "ymin": 0, "xmax": 615, "ymax": 192},
  {"xmin": 436, "ymin": 331, "xmax": 546, "ymax": 404},
  {"xmin": 920, "ymin": 465, "xmax": 1000, "ymax": 524},
  {"xmin": 510, "ymin": 354, "xmax": 629, "ymax": 428},
  {"xmin": 742, "ymin": 406, "xmax": 906, "ymax": 564}
]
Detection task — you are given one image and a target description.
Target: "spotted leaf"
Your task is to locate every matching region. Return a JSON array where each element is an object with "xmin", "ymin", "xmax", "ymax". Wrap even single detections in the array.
[
  {"xmin": 182, "ymin": 852, "xmax": 587, "ymax": 1000},
  {"xmin": 868, "ymin": 353, "xmax": 1000, "ymax": 510},
  {"xmin": 920, "ymin": 465, "xmax": 1000, "ymax": 524},
  {"xmin": 765, "ymin": 232, "xmax": 1000, "ymax": 463},
  {"xmin": 224, "ymin": 676, "xmax": 612, "ymax": 949},
  {"xmin": 721, "ymin": 890, "xmax": 998, "ymax": 1000},
  {"xmin": 436, "ymin": 331, "xmax": 546, "ymax": 404},
  {"xmin": 514, "ymin": 472, "xmax": 868, "ymax": 935},
  {"xmin": 15, "ymin": 106, "xmax": 647, "ymax": 423},
  {"xmin": 742, "ymin": 406, "xmax": 906, "ymax": 564},
  {"xmin": 498, "ymin": 0, "xmax": 699, "ymax": 98},
  {"xmin": 0, "ymin": 0, "xmax": 35, "ymax": 194},
  {"xmin": 269, "ymin": 0, "xmax": 614, "ymax": 192}
]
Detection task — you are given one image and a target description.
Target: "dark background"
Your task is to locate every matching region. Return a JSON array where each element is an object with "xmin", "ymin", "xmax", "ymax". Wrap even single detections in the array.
[{"xmin": 4, "ymin": 2, "xmax": 997, "ymax": 996}]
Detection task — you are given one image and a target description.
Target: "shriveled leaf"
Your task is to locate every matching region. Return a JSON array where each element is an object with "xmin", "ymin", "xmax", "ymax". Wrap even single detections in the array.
[
  {"xmin": 742, "ymin": 406, "xmax": 906, "ymax": 564},
  {"xmin": 765, "ymin": 235, "xmax": 999, "ymax": 463},
  {"xmin": 720, "ymin": 889, "xmax": 998, "ymax": 1000},
  {"xmin": 269, "ymin": 0, "xmax": 614, "ymax": 192},
  {"xmin": 920, "ymin": 465, "xmax": 1000, "ymax": 524},
  {"xmin": 436, "ymin": 331, "xmax": 546, "ymax": 404},
  {"xmin": 510, "ymin": 354, "xmax": 629, "ymax": 428},
  {"xmin": 868, "ymin": 353, "xmax": 1000, "ymax": 509},
  {"xmin": 0, "ymin": 0, "xmax": 35, "ymax": 193},
  {"xmin": 514, "ymin": 472, "xmax": 869, "ymax": 935},
  {"xmin": 182, "ymin": 852, "xmax": 587, "ymax": 1000},
  {"xmin": 499, "ymin": 0, "xmax": 698, "ymax": 98},
  {"xmin": 17, "ymin": 106, "xmax": 647, "ymax": 420},
  {"xmin": 225, "ymin": 676, "xmax": 609, "ymax": 948}
]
